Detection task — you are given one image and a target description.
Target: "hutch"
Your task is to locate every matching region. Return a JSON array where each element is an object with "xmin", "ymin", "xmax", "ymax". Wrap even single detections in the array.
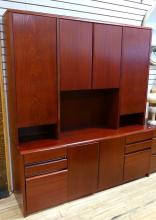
[{"xmin": 3, "ymin": 9, "xmax": 156, "ymax": 216}]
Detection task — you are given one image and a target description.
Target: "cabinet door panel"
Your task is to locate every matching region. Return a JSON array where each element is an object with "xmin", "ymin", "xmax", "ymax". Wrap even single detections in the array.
[
  {"xmin": 120, "ymin": 27, "xmax": 151, "ymax": 115},
  {"xmin": 13, "ymin": 14, "xmax": 58, "ymax": 127},
  {"xmin": 68, "ymin": 142, "xmax": 99, "ymax": 200},
  {"xmin": 60, "ymin": 19, "xmax": 92, "ymax": 90},
  {"xmin": 99, "ymin": 137, "xmax": 124, "ymax": 190},
  {"xmin": 93, "ymin": 24, "xmax": 122, "ymax": 89}
]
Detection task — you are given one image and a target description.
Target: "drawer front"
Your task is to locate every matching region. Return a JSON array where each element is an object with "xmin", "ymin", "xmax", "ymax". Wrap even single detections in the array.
[
  {"xmin": 24, "ymin": 147, "xmax": 67, "ymax": 164},
  {"xmin": 125, "ymin": 140, "xmax": 152, "ymax": 154},
  {"xmin": 25, "ymin": 159, "xmax": 67, "ymax": 177},
  {"xmin": 152, "ymin": 138, "xmax": 156, "ymax": 154},
  {"xmin": 151, "ymin": 154, "xmax": 156, "ymax": 173},
  {"xmin": 26, "ymin": 170, "xmax": 67, "ymax": 214},
  {"xmin": 126, "ymin": 130, "xmax": 153, "ymax": 144},
  {"xmin": 124, "ymin": 149, "xmax": 151, "ymax": 182}
]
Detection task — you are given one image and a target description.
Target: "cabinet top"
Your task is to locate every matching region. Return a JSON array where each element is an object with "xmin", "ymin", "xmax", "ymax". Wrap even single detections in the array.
[
  {"xmin": 3, "ymin": 9, "xmax": 151, "ymax": 31},
  {"xmin": 19, "ymin": 125, "xmax": 156, "ymax": 155}
]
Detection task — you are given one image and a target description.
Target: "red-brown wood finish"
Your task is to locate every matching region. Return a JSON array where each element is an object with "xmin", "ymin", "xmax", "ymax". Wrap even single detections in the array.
[
  {"xmin": 3, "ymin": 9, "xmax": 153, "ymax": 217},
  {"xmin": 99, "ymin": 137, "xmax": 125, "ymax": 190},
  {"xmin": 150, "ymin": 138, "xmax": 156, "ymax": 173},
  {"xmin": 4, "ymin": 12, "xmax": 27, "ymax": 215},
  {"xmin": 126, "ymin": 130, "xmax": 153, "ymax": 144},
  {"xmin": 150, "ymin": 154, "xmax": 156, "ymax": 173},
  {"xmin": 125, "ymin": 140, "xmax": 152, "ymax": 154},
  {"xmin": 61, "ymin": 89, "xmax": 119, "ymax": 131},
  {"xmin": 25, "ymin": 159, "xmax": 67, "ymax": 177},
  {"xmin": 124, "ymin": 149, "xmax": 151, "ymax": 182},
  {"xmin": 120, "ymin": 27, "xmax": 151, "ymax": 115},
  {"xmin": 19, "ymin": 125, "xmax": 154, "ymax": 155},
  {"xmin": 26, "ymin": 170, "xmax": 67, "ymax": 214},
  {"xmin": 93, "ymin": 24, "xmax": 122, "ymax": 89},
  {"xmin": 13, "ymin": 13, "xmax": 58, "ymax": 127},
  {"xmin": 68, "ymin": 143, "xmax": 99, "ymax": 200},
  {"xmin": 152, "ymin": 138, "xmax": 156, "ymax": 154},
  {"xmin": 59, "ymin": 19, "xmax": 92, "ymax": 90},
  {"xmin": 24, "ymin": 146, "xmax": 67, "ymax": 164}
]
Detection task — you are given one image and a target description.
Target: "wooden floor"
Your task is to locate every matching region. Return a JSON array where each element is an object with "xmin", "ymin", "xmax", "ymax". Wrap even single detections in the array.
[{"xmin": 1, "ymin": 174, "xmax": 156, "ymax": 220}]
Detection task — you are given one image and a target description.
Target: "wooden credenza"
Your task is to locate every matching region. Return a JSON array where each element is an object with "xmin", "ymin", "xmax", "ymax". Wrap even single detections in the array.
[{"xmin": 3, "ymin": 9, "xmax": 155, "ymax": 216}]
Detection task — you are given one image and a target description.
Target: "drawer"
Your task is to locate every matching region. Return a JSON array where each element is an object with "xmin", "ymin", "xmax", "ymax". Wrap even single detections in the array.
[
  {"xmin": 124, "ymin": 149, "xmax": 151, "ymax": 182},
  {"xmin": 152, "ymin": 138, "xmax": 156, "ymax": 154},
  {"xmin": 26, "ymin": 170, "xmax": 67, "ymax": 214},
  {"xmin": 24, "ymin": 146, "xmax": 67, "ymax": 164},
  {"xmin": 150, "ymin": 154, "xmax": 156, "ymax": 173},
  {"xmin": 25, "ymin": 159, "xmax": 67, "ymax": 177},
  {"xmin": 126, "ymin": 130, "xmax": 153, "ymax": 144},
  {"xmin": 125, "ymin": 140, "xmax": 152, "ymax": 154}
]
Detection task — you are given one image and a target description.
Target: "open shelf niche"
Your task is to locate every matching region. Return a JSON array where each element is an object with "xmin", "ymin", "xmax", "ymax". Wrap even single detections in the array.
[{"xmin": 60, "ymin": 89, "xmax": 120, "ymax": 132}]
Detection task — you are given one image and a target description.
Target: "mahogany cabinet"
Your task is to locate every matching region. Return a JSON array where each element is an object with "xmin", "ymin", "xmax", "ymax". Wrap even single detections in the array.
[
  {"xmin": 120, "ymin": 27, "xmax": 151, "ymax": 115},
  {"xmin": 3, "ymin": 9, "xmax": 153, "ymax": 217},
  {"xmin": 93, "ymin": 24, "xmax": 122, "ymax": 89},
  {"xmin": 11, "ymin": 13, "xmax": 58, "ymax": 128},
  {"xmin": 68, "ymin": 142, "xmax": 99, "ymax": 200},
  {"xmin": 98, "ymin": 137, "xmax": 124, "ymax": 190},
  {"xmin": 59, "ymin": 19, "xmax": 92, "ymax": 90}
]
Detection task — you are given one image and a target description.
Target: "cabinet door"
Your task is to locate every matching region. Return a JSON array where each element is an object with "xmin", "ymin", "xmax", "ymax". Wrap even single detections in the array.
[
  {"xmin": 60, "ymin": 19, "xmax": 92, "ymax": 90},
  {"xmin": 68, "ymin": 142, "xmax": 99, "ymax": 200},
  {"xmin": 93, "ymin": 24, "xmax": 122, "ymax": 89},
  {"xmin": 99, "ymin": 137, "xmax": 124, "ymax": 190},
  {"xmin": 13, "ymin": 14, "xmax": 58, "ymax": 127},
  {"xmin": 120, "ymin": 27, "xmax": 151, "ymax": 115}
]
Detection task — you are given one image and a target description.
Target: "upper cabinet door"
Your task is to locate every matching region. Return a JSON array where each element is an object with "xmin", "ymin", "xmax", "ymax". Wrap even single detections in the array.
[
  {"xmin": 59, "ymin": 19, "xmax": 92, "ymax": 90},
  {"xmin": 13, "ymin": 14, "xmax": 58, "ymax": 127},
  {"xmin": 120, "ymin": 27, "xmax": 151, "ymax": 115},
  {"xmin": 93, "ymin": 24, "xmax": 122, "ymax": 89}
]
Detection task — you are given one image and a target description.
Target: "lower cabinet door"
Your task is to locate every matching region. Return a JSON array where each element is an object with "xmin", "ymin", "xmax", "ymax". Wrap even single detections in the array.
[
  {"xmin": 124, "ymin": 149, "xmax": 151, "ymax": 182},
  {"xmin": 68, "ymin": 142, "xmax": 99, "ymax": 200},
  {"xmin": 26, "ymin": 170, "xmax": 67, "ymax": 214},
  {"xmin": 98, "ymin": 137, "xmax": 125, "ymax": 190}
]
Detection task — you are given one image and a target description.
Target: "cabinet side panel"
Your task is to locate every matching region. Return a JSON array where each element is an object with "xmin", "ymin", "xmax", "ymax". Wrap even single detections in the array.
[{"xmin": 4, "ymin": 12, "xmax": 26, "ymax": 215}]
